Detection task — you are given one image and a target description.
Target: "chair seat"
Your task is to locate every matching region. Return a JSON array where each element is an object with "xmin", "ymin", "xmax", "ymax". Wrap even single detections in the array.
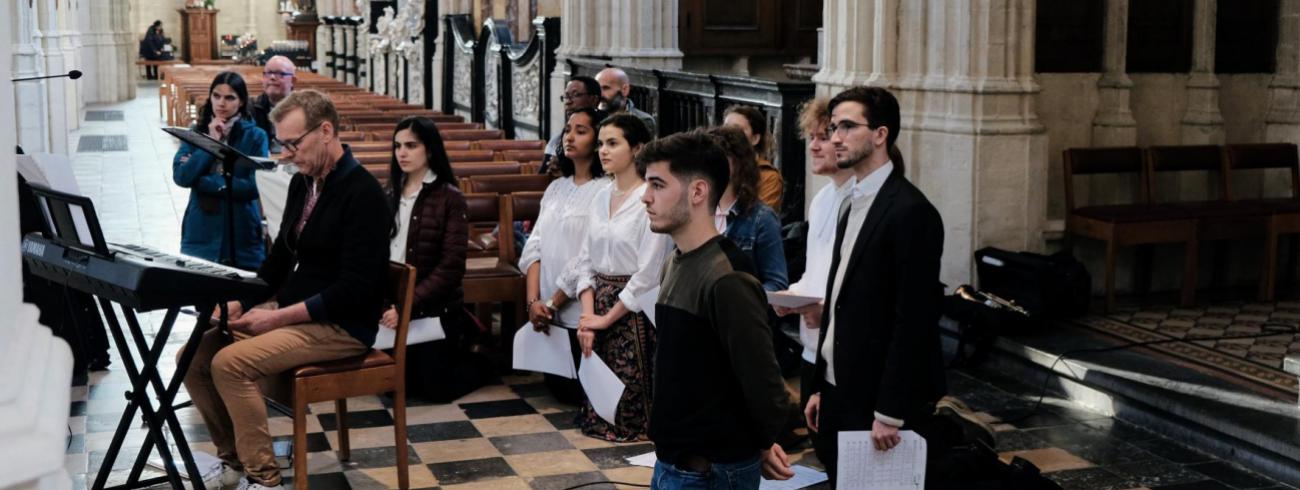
[
  {"xmin": 294, "ymin": 349, "xmax": 394, "ymax": 377},
  {"xmin": 465, "ymin": 257, "xmax": 521, "ymax": 277},
  {"xmin": 1071, "ymin": 204, "xmax": 1190, "ymax": 223}
]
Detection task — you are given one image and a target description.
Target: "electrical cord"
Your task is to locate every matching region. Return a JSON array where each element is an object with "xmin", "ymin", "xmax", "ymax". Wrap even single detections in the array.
[
  {"xmin": 997, "ymin": 321, "xmax": 1300, "ymax": 425},
  {"xmin": 561, "ymin": 480, "xmax": 651, "ymax": 489}
]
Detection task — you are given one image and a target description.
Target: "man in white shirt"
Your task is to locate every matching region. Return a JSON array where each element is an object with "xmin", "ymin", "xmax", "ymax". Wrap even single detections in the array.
[{"xmin": 801, "ymin": 87, "xmax": 948, "ymax": 486}]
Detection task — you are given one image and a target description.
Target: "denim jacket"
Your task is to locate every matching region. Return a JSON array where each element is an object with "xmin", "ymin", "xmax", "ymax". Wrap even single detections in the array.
[{"xmin": 723, "ymin": 202, "xmax": 788, "ymax": 291}]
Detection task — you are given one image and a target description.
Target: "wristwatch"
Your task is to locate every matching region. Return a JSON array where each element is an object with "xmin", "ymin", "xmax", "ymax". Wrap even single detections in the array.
[{"xmin": 544, "ymin": 299, "xmax": 557, "ymax": 311}]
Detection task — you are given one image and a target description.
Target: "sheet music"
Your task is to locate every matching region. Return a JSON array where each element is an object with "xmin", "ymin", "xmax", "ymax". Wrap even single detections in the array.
[
  {"xmin": 760, "ymin": 465, "xmax": 829, "ymax": 490},
  {"xmin": 836, "ymin": 430, "xmax": 926, "ymax": 490},
  {"xmin": 512, "ymin": 323, "xmax": 577, "ymax": 378},
  {"xmin": 373, "ymin": 317, "xmax": 445, "ymax": 349},
  {"xmin": 578, "ymin": 353, "xmax": 625, "ymax": 424},
  {"xmin": 766, "ymin": 291, "xmax": 822, "ymax": 309}
]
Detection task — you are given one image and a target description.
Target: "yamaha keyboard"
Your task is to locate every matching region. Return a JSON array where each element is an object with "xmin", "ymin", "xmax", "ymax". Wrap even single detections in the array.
[{"xmin": 21, "ymin": 233, "xmax": 269, "ymax": 311}]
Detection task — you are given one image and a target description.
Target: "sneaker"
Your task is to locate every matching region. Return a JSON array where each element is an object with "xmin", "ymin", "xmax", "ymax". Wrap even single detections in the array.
[
  {"xmin": 235, "ymin": 476, "xmax": 283, "ymax": 490},
  {"xmin": 935, "ymin": 396, "xmax": 997, "ymax": 448},
  {"xmin": 202, "ymin": 463, "xmax": 244, "ymax": 489}
]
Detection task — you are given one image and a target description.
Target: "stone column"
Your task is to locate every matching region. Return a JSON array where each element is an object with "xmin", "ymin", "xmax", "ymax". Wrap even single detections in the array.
[
  {"xmin": 37, "ymin": 0, "xmax": 69, "ymax": 154},
  {"xmin": 1092, "ymin": 0, "xmax": 1137, "ymax": 146},
  {"xmin": 13, "ymin": 0, "xmax": 50, "ymax": 153},
  {"xmin": 1181, "ymin": 0, "xmax": 1224, "ymax": 144},
  {"xmin": 1266, "ymin": 0, "xmax": 1300, "ymax": 144},
  {"xmin": 61, "ymin": 2, "xmax": 82, "ymax": 127},
  {"xmin": 813, "ymin": 0, "xmax": 1047, "ymax": 288}
]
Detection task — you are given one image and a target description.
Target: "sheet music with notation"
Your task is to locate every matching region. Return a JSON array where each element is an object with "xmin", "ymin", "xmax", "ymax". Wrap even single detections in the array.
[{"xmin": 836, "ymin": 430, "xmax": 926, "ymax": 490}]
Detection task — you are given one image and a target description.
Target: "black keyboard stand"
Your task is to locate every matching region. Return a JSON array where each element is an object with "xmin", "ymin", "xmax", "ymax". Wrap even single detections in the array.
[{"xmin": 90, "ymin": 300, "xmax": 219, "ymax": 490}]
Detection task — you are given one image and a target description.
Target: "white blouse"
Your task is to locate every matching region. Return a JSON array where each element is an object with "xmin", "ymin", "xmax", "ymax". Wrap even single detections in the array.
[
  {"xmin": 518, "ymin": 176, "xmax": 611, "ymax": 328},
  {"xmin": 389, "ymin": 171, "xmax": 437, "ymax": 264},
  {"xmin": 570, "ymin": 183, "xmax": 672, "ymax": 313},
  {"xmin": 787, "ymin": 176, "xmax": 855, "ymax": 362}
]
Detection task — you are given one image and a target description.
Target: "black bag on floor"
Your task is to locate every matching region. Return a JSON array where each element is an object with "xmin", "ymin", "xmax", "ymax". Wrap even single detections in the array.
[{"xmin": 975, "ymin": 247, "xmax": 1091, "ymax": 320}]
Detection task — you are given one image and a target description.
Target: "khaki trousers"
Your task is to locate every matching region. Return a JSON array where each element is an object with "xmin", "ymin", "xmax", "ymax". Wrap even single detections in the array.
[{"xmin": 183, "ymin": 304, "xmax": 368, "ymax": 485}]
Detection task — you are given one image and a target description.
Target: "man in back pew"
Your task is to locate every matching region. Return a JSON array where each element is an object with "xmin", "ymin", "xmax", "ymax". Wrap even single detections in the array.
[{"xmin": 252, "ymin": 55, "xmax": 297, "ymax": 152}]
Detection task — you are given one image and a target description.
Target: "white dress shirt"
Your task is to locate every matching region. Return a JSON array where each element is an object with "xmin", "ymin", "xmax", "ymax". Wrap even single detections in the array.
[
  {"xmin": 570, "ymin": 183, "xmax": 673, "ymax": 312},
  {"xmin": 389, "ymin": 171, "xmax": 437, "ymax": 263},
  {"xmin": 519, "ymin": 176, "xmax": 612, "ymax": 328},
  {"xmin": 786, "ymin": 176, "xmax": 856, "ymax": 363}
]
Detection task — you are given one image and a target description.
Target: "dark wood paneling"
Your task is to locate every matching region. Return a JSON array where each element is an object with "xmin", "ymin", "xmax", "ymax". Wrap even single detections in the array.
[
  {"xmin": 680, "ymin": 0, "xmax": 819, "ymax": 57},
  {"xmin": 1216, "ymin": 0, "xmax": 1278, "ymax": 73},
  {"xmin": 1127, "ymin": 0, "xmax": 1193, "ymax": 73},
  {"xmin": 1035, "ymin": 0, "xmax": 1103, "ymax": 73}
]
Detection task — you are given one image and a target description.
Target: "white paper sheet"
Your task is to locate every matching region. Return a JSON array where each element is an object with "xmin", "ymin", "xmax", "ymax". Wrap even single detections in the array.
[
  {"xmin": 637, "ymin": 286, "xmax": 660, "ymax": 326},
  {"xmin": 373, "ymin": 317, "xmax": 445, "ymax": 349},
  {"xmin": 760, "ymin": 465, "xmax": 829, "ymax": 490},
  {"xmin": 836, "ymin": 430, "xmax": 926, "ymax": 490},
  {"xmin": 766, "ymin": 291, "xmax": 823, "ymax": 309},
  {"xmin": 512, "ymin": 323, "xmax": 577, "ymax": 378},
  {"xmin": 626, "ymin": 451, "xmax": 657, "ymax": 468},
  {"xmin": 147, "ymin": 449, "xmax": 223, "ymax": 481},
  {"xmin": 578, "ymin": 353, "xmax": 625, "ymax": 425}
]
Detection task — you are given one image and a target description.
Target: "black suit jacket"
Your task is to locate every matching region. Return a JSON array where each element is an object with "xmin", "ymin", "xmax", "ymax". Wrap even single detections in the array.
[{"xmin": 814, "ymin": 167, "xmax": 947, "ymax": 426}]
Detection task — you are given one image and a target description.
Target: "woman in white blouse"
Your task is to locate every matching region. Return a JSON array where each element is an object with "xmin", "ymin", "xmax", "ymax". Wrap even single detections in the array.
[
  {"xmin": 572, "ymin": 114, "xmax": 669, "ymax": 441},
  {"xmin": 518, "ymin": 107, "xmax": 611, "ymax": 404}
]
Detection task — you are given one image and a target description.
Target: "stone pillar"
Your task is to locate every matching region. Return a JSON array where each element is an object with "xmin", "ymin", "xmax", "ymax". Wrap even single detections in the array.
[
  {"xmin": 1266, "ymin": 0, "xmax": 1300, "ymax": 144},
  {"xmin": 13, "ymin": 0, "xmax": 50, "ymax": 153},
  {"xmin": 37, "ymin": 0, "xmax": 69, "ymax": 154},
  {"xmin": 1181, "ymin": 0, "xmax": 1224, "ymax": 144},
  {"xmin": 80, "ymin": 0, "xmax": 132, "ymax": 104},
  {"xmin": 61, "ymin": 2, "xmax": 81, "ymax": 128},
  {"xmin": 1092, "ymin": 0, "xmax": 1137, "ymax": 146},
  {"xmin": 813, "ymin": 0, "xmax": 1047, "ymax": 289}
]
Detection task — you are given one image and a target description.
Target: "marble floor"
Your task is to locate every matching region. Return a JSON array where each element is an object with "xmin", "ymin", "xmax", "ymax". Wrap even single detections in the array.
[{"xmin": 58, "ymin": 83, "xmax": 1294, "ymax": 490}]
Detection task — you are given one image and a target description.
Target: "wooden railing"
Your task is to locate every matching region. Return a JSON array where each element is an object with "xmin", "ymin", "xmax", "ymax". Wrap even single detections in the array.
[{"xmin": 442, "ymin": 14, "xmax": 560, "ymax": 141}]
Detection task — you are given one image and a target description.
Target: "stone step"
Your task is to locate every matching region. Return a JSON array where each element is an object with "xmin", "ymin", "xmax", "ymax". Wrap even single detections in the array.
[{"xmin": 940, "ymin": 320, "xmax": 1300, "ymax": 486}]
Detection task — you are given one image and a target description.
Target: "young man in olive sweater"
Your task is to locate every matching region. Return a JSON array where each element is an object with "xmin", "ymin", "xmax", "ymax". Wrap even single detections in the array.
[{"xmin": 638, "ymin": 130, "xmax": 794, "ymax": 489}]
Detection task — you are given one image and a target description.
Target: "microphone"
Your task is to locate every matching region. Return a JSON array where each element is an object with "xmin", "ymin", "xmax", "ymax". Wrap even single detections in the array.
[{"xmin": 11, "ymin": 70, "xmax": 82, "ymax": 82}]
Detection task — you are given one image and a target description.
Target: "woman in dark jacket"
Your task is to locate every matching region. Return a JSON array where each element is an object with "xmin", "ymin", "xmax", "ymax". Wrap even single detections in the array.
[
  {"xmin": 173, "ymin": 71, "xmax": 268, "ymax": 269},
  {"xmin": 382, "ymin": 116, "xmax": 484, "ymax": 401}
]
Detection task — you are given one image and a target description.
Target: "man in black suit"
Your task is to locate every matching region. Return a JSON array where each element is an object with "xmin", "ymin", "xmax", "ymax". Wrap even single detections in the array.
[{"xmin": 802, "ymin": 86, "xmax": 948, "ymax": 484}]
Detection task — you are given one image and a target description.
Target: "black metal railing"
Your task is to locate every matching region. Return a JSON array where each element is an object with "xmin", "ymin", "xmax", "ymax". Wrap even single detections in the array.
[
  {"xmin": 569, "ymin": 59, "xmax": 814, "ymax": 222},
  {"xmin": 442, "ymin": 15, "xmax": 560, "ymax": 141}
]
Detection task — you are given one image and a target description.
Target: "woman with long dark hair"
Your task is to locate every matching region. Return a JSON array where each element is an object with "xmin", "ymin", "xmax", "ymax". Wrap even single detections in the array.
[
  {"xmin": 707, "ymin": 126, "xmax": 788, "ymax": 292},
  {"xmin": 172, "ymin": 70, "xmax": 268, "ymax": 269},
  {"xmin": 571, "ymin": 114, "xmax": 668, "ymax": 441},
  {"xmin": 382, "ymin": 116, "xmax": 482, "ymax": 401},
  {"xmin": 518, "ymin": 107, "xmax": 610, "ymax": 404},
  {"xmin": 724, "ymin": 105, "xmax": 783, "ymax": 213}
]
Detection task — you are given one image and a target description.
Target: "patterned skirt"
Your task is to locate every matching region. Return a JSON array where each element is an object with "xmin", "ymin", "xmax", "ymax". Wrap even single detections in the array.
[{"xmin": 579, "ymin": 273, "xmax": 655, "ymax": 442}]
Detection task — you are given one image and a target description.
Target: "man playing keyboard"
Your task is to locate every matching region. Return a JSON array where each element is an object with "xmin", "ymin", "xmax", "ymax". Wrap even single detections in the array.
[{"xmin": 182, "ymin": 89, "xmax": 391, "ymax": 490}]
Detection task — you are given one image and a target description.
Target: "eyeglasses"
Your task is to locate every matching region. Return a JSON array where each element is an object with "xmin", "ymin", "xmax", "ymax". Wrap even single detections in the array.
[
  {"xmin": 560, "ymin": 93, "xmax": 592, "ymax": 103},
  {"xmin": 275, "ymin": 122, "xmax": 322, "ymax": 153},
  {"xmin": 263, "ymin": 70, "xmax": 295, "ymax": 79},
  {"xmin": 827, "ymin": 120, "xmax": 879, "ymax": 135}
]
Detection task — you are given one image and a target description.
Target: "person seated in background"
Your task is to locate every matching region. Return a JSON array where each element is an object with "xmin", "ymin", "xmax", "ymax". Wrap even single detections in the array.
[
  {"xmin": 541, "ymin": 75, "xmax": 600, "ymax": 174},
  {"xmin": 706, "ymin": 126, "xmax": 788, "ymax": 292},
  {"xmin": 139, "ymin": 20, "xmax": 170, "ymax": 80},
  {"xmin": 519, "ymin": 107, "xmax": 611, "ymax": 405},
  {"xmin": 172, "ymin": 70, "xmax": 268, "ymax": 270},
  {"xmin": 382, "ymin": 115, "xmax": 491, "ymax": 402},
  {"xmin": 570, "ymin": 114, "xmax": 669, "ymax": 441},
  {"xmin": 724, "ymin": 105, "xmax": 784, "ymax": 214},
  {"xmin": 251, "ymin": 55, "xmax": 297, "ymax": 150},
  {"xmin": 638, "ymin": 130, "xmax": 794, "ymax": 488},
  {"xmin": 186, "ymin": 89, "xmax": 392, "ymax": 490},
  {"xmin": 595, "ymin": 67, "xmax": 657, "ymax": 137}
]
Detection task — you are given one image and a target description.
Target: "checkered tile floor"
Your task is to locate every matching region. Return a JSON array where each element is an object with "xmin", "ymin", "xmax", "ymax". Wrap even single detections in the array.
[{"xmin": 60, "ymin": 83, "xmax": 1293, "ymax": 490}]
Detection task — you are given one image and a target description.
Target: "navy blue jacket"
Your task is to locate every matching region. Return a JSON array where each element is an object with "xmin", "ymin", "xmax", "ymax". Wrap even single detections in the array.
[{"xmin": 172, "ymin": 117, "xmax": 268, "ymax": 269}]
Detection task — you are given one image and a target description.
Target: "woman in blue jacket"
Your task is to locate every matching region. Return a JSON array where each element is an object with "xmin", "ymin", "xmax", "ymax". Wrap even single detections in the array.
[
  {"xmin": 173, "ymin": 71, "xmax": 268, "ymax": 269},
  {"xmin": 708, "ymin": 126, "xmax": 788, "ymax": 291}
]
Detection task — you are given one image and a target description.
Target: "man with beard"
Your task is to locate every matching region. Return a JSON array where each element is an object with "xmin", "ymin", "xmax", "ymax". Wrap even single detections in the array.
[
  {"xmin": 540, "ymin": 75, "xmax": 601, "ymax": 173},
  {"xmin": 638, "ymin": 130, "xmax": 794, "ymax": 488},
  {"xmin": 595, "ymin": 67, "xmax": 657, "ymax": 137},
  {"xmin": 251, "ymin": 55, "xmax": 297, "ymax": 151}
]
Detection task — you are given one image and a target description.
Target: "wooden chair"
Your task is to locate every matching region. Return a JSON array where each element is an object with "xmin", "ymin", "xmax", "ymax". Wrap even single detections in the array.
[
  {"xmin": 442, "ymin": 129, "xmax": 504, "ymax": 141},
  {"xmin": 476, "ymin": 139, "xmax": 545, "ymax": 151},
  {"xmin": 499, "ymin": 149, "xmax": 546, "ymax": 164},
  {"xmin": 339, "ymin": 131, "xmax": 368, "ymax": 143},
  {"xmin": 346, "ymin": 141, "xmax": 393, "ymax": 154},
  {"xmin": 283, "ymin": 262, "xmax": 416, "ymax": 490},
  {"xmin": 453, "ymin": 162, "xmax": 523, "ymax": 177},
  {"xmin": 1064, "ymin": 147, "xmax": 1200, "ymax": 311},
  {"xmin": 461, "ymin": 193, "xmax": 527, "ymax": 339},
  {"xmin": 1224, "ymin": 143, "xmax": 1300, "ymax": 300},
  {"xmin": 466, "ymin": 174, "xmax": 553, "ymax": 194},
  {"xmin": 444, "ymin": 141, "xmax": 473, "ymax": 152},
  {"xmin": 448, "ymin": 150, "xmax": 496, "ymax": 163}
]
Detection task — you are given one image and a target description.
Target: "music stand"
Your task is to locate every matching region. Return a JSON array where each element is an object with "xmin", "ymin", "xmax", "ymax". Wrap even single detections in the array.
[
  {"xmin": 162, "ymin": 127, "xmax": 275, "ymax": 271},
  {"xmin": 27, "ymin": 184, "xmax": 215, "ymax": 490}
]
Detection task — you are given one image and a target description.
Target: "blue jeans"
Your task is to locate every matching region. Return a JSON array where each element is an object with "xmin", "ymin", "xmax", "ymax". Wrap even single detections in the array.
[{"xmin": 651, "ymin": 455, "xmax": 762, "ymax": 490}]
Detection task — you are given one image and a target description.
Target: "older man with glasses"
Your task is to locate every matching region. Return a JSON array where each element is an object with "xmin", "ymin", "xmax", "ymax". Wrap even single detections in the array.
[{"xmin": 251, "ymin": 55, "xmax": 297, "ymax": 150}]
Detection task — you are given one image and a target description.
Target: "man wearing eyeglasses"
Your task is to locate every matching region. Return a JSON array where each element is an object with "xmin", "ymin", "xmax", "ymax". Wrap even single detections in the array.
[
  {"xmin": 186, "ymin": 89, "xmax": 391, "ymax": 490},
  {"xmin": 540, "ymin": 75, "xmax": 601, "ymax": 173},
  {"xmin": 251, "ymin": 55, "xmax": 297, "ymax": 151},
  {"xmin": 801, "ymin": 87, "xmax": 949, "ymax": 487}
]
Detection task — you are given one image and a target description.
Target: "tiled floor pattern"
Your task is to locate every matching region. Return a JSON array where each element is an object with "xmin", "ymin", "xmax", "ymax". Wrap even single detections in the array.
[{"xmin": 61, "ymin": 84, "xmax": 1294, "ymax": 490}]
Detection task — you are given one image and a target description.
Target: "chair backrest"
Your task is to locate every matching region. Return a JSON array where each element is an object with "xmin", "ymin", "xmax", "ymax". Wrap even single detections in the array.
[
  {"xmin": 1062, "ymin": 147, "xmax": 1145, "ymax": 210},
  {"xmin": 443, "ymin": 129, "xmax": 504, "ymax": 141},
  {"xmin": 1145, "ymin": 145, "xmax": 1226, "ymax": 202},
  {"xmin": 463, "ymin": 192, "xmax": 513, "ymax": 262},
  {"xmin": 500, "ymin": 149, "xmax": 546, "ymax": 164},
  {"xmin": 443, "ymin": 141, "xmax": 473, "ymax": 151},
  {"xmin": 467, "ymin": 174, "xmax": 553, "ymax": 194},
  {"xmin": 510, "ymin": 191, "xmax": 544, "ymax": 222},
  {"xmin": 476, "ymin": 139, "xmax": 545, "ymax": 151},
  {"xmin": 1225, "ymin": 143, "xmax": 1300, "ymax": 199},
  {"xmin": 453, "ymin": 162, "xmax": 522, "ymax": 177},
  {"xmin": 386, "ymin": 262, "xmax": 417, "ymax": 372},
  {"xmin": 448, "ymin": 150, "xmax": 496, "ymax": 163}
]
